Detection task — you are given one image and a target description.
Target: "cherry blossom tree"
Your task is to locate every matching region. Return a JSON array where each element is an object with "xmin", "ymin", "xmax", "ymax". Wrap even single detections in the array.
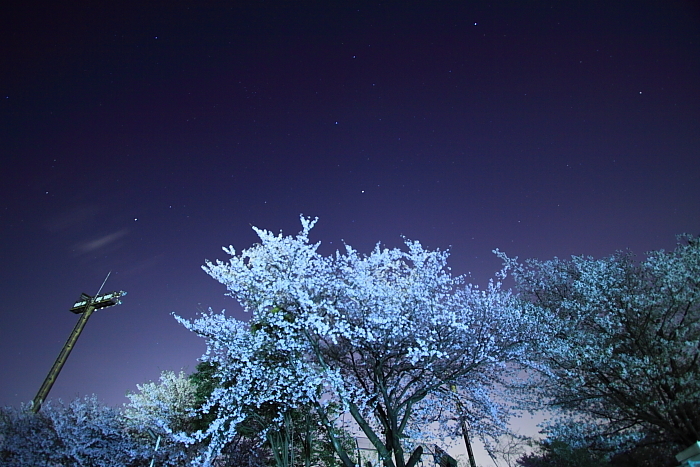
[
  {"xmin": 175, "ymin": 216, "xmax": 548, "ymax": 467},
  {"xmin": 124, "ymin": 370, "xmax": 199, "ymax": 465},
  {"xmin": 0, "ymin": 395, "xmax": 149, "ymax": 466},
  {"xmin": 124, "ymin": 370, "xmax": 198, "ymax": 434},
  {"xmin": 123, "ymin": 368, "xmax": 273, "ymax": 466},
  {"xmin": 497, "ymin": 234, "xmax": 700, "ymax": 456}
]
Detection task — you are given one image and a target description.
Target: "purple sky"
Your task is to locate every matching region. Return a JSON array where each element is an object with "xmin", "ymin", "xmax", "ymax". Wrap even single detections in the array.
[{"xmin": 1, "ymin": 0, "xmax": 698, "ymax": 442}]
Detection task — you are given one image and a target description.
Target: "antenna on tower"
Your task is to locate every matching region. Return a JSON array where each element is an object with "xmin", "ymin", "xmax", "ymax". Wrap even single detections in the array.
[{"xmin": 96, "ymin": 271, "xmax": 111, "ymax": 296}]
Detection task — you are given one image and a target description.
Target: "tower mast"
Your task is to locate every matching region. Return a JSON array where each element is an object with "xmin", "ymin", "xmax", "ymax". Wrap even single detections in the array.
[{"xmin": 31, "ymin": 274, "xmax": 126, "ymax": 413}]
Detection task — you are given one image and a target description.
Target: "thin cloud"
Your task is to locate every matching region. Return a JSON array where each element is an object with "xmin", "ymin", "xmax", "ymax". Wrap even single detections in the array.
[{"xmin": 75, "ymin": 229, "xmax": 129, "ymax": 253}]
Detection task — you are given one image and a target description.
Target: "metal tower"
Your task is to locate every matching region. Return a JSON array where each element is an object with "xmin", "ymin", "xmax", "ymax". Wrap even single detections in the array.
[{"xmin": 31, "ymin": 279, "xmax": 126, "ymax": 413}]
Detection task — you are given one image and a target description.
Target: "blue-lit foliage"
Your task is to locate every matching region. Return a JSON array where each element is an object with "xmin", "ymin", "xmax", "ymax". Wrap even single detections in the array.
[
  {"xmin": 123, "ymin": 370, "xmax": 200, "ymax": 465},
  {"xmin": 498, "ymin": 234, "xmax": 700, "ymax": 458},
  {"xmin": 0, "ymin": 395, "xmax": 150, "ymax": 467},
  {"xmin": 175, "ymin": 216, "xmax": 548, "ymax": 467}
]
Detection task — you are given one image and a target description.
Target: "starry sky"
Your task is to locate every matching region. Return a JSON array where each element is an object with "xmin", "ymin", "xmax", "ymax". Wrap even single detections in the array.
[{"xmin": 1, "ymin": 0, "xmax": 699, "ymax": 457}]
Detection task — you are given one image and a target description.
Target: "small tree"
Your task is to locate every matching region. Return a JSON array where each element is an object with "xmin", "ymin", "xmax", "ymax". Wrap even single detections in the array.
[
  {"xmin": 124, "ymin": 370, "xmax": 198, "ymax": 434},
  {"xmin": 176, "ymin": 216, "xmax": 547, "ymax": 467},
  {"xmin": 124, "ymin": 366, "xmax": 274, "ymax": 466},
  {"xmin": 124, "ymin": 370, "xmax": 199, "ymax": 465},
  {"xmin": 497, "ymin": 234, "xmax": 700, "ymax": 455}
]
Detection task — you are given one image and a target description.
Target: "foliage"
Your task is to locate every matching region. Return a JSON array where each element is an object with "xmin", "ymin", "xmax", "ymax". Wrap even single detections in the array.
[
  {"xmin": 123, "ymin": 369, "xmax": 200, "ymax": 465},
  {"xmin": 124, "ymin": 369, "xmax": 198, "ymax": 434},
  {"xmin": 0, "ymin": 386, "xmax": 268, "ymax": 467},
  {"xmin": 123, "ymin": 366, "xmax": 273, "ymax": 466},
  {"xmin": 213, "ymin": 436, "xmax": 271, "ymax": 467},
  {"xmin": 515, "ymin": 430, "xmax": 680, "ymax": 467},
  {"xmin": 189, "ymin": 361, "xmax": 222, "ymax": 433},
  {"xmin": 515, "ymin": 436, "xmax": 607, "ymax": 467},
  {"xmin": 606, "ymin": 431, "xmax": 681, "ymax": 467},
  {"xmin": 0, "ymin": 395, "xmax": 149, "ymax": 467},
  {"xmin": 175, "ymin": 216, "xmax": 548, "ymax": 467},
  {"xmin": 497, "ymin": 234, "xmax": 700, "ymax": 455},
  {"xmin": 261, "ymin": 405, "xmax": 354, "ymax": 467}
]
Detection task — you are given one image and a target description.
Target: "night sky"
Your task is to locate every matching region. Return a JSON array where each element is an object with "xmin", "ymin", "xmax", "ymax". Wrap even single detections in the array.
[{"xmin": 1, "ymin": 0, "xmax": 699, "ymax": 458}]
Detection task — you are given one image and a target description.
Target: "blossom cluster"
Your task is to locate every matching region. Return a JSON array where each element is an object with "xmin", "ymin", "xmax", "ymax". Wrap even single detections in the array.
[{"xmin": 176, "ymin": 216, "xmax": 547, "ymax": 465}]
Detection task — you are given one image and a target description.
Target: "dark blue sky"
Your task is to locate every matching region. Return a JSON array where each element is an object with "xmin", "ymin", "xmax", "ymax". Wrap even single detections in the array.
[{"xmin": 1, "ymin": 0, "xmax": 698, "ymax": 421}]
